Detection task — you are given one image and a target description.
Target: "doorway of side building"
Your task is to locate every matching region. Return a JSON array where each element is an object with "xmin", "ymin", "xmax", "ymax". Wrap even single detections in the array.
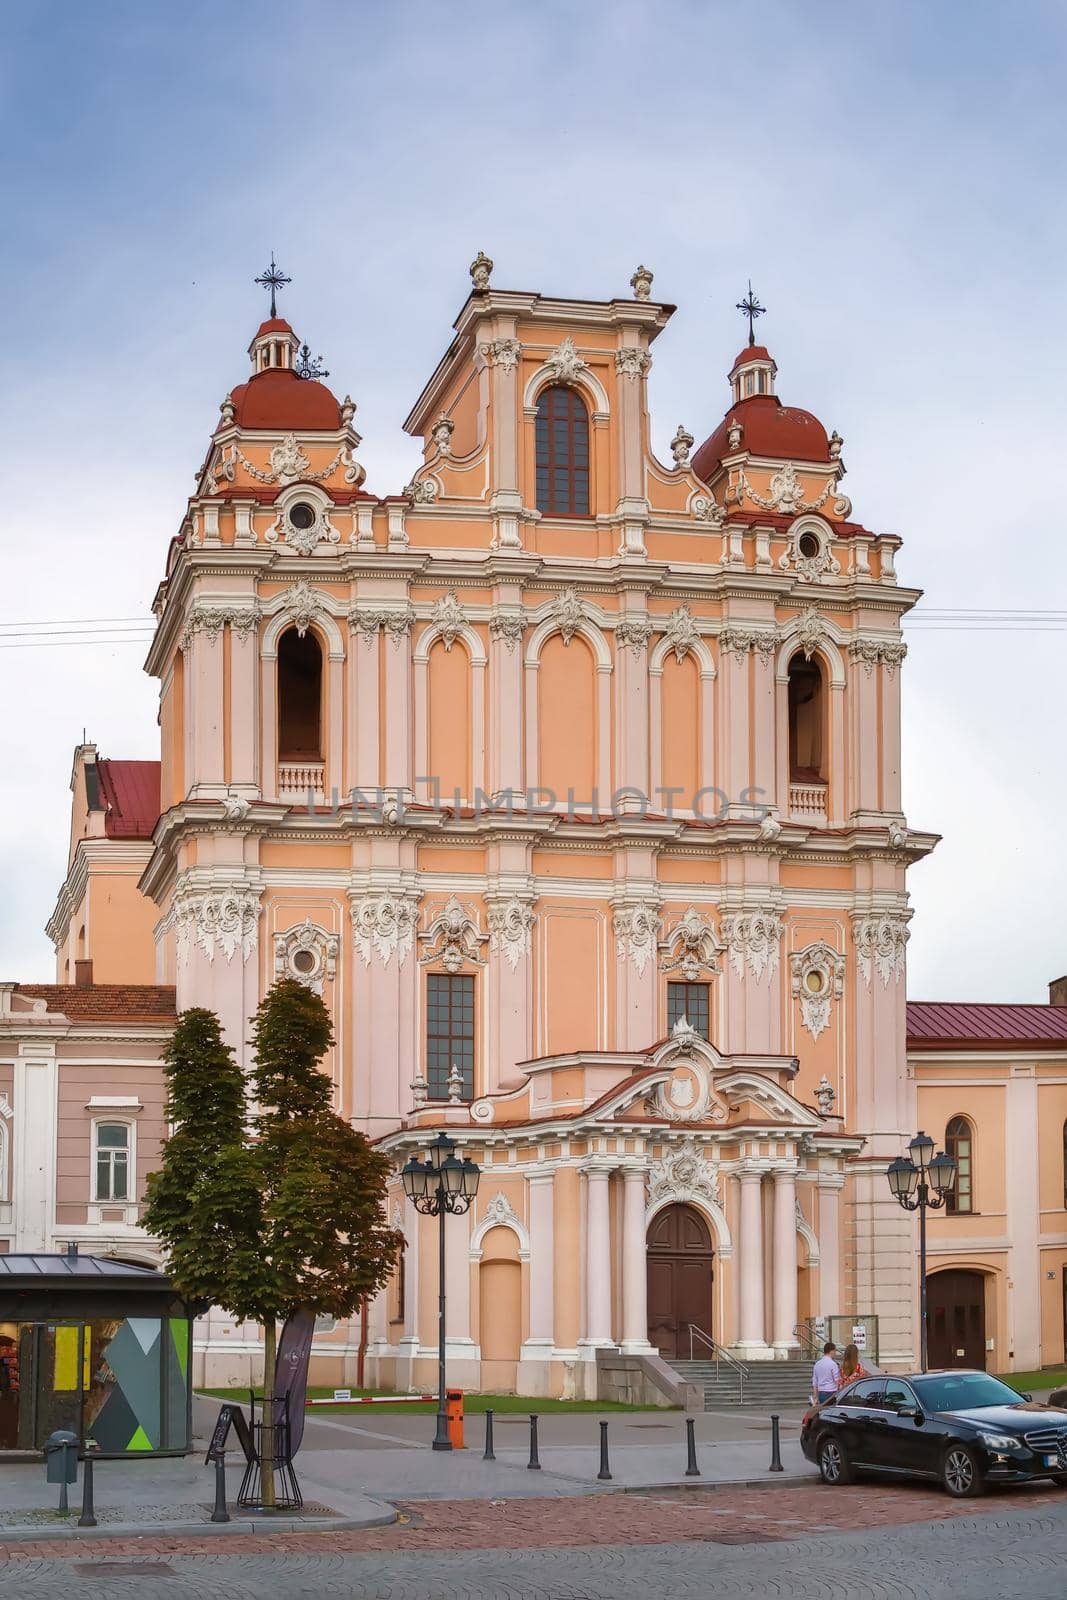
[
  {"xmin": 646, "ymin": 1203, "xmax": 714, "ymax": 1360},
  {"xmin": 927, "ymin": 1269, "xmax": 987, "ymax": 1370}
]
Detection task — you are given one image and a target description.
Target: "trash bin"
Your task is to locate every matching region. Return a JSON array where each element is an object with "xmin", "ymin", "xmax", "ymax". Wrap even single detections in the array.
[
  {"xmin": 44, "ymin": 1428, "xmax": 79, "ymax": 1512},
  {"xmin": 445, "ymin": 1389, "xmax": 464, "ymax": 1449}
]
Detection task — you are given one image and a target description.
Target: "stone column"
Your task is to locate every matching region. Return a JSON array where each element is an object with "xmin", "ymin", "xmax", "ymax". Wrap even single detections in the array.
[
  {"xmin": 581, "ymin": 1165, "xmax": 614, "ymax": 1351},
  {"xmin": 518, "ymin": 1172, "xmax": 555, "ymax": 1393},
  {"xmin": 771, "ymin": 1168, "xmax": 800, "ymax": 1356},
  {"xmin": 621, "ymin": 1166, "xmax": 651, "ymax": 1352},
  {"xmin": 735, "ymin": 1168, "xmax": 769, "ymax": 1357}
]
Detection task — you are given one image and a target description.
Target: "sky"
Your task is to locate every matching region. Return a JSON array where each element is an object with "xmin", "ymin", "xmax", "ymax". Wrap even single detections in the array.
[{"xmin": 1, "ymin": 0, "xmax": 1065, "ymax": 998}]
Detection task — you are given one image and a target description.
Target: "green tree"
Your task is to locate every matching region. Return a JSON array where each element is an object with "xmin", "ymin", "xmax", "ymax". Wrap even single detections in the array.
[{"xmin": 146, "ymin": 984, "xmax": 400, "ymax": 1508}]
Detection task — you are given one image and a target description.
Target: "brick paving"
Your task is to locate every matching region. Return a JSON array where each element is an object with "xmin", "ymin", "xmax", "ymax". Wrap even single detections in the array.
[{"xmin": 0, "ymin": 1478, "xmax": 1063, "ymax": 1562}]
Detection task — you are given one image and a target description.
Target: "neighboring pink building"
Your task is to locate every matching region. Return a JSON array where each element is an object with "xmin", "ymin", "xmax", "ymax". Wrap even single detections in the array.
[{"xmin": 4, "ymin": 258, "xmax": 1064, "ymax": 1394}]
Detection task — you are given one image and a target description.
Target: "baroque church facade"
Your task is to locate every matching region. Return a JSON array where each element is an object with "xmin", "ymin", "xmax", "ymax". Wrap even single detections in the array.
[{"xmin": 5, "ymin": 258, "xmax": 1066, "ymax": 1394}]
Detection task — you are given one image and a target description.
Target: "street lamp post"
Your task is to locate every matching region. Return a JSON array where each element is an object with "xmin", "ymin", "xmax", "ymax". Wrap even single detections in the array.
[
  {"xmin": 401, "ymin": 1132, "xmax": 481, "ymax": 1451},
  {"xmin": 886, "ymin": 1131, "xmax": 957, "ymax": 1372}
]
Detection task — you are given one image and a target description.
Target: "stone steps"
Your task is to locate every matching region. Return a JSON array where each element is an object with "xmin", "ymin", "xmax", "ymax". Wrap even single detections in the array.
[{"xmin": 670, "ymin": 1357, "xmax": 815, "ymax": 1409}]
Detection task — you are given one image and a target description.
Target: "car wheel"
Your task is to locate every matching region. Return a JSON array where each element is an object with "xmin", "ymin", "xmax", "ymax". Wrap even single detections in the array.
[
  {"xmin": 818, "ymin": 1435, "xmax": 853, "ymax": 1486},
  {"xmin": 942, "ymin": 1444, "xmax": 984, "ymax": 1498}
]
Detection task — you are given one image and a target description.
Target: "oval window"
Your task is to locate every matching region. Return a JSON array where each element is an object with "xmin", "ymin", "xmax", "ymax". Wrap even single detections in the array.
[
  {"xmin": 289, "ymin": 502, "xmax": 317, "ymax": 531},
  {"xmin": 805, "ymin": 969, "xmax": 825, "ymax": 993},
  {"xmin": 292, "ymin": 948, "xmax": 317, "ymax": 974},
  {"xmin": 797, "ymin": 530, "xmax": 821, "ymax": 559}
]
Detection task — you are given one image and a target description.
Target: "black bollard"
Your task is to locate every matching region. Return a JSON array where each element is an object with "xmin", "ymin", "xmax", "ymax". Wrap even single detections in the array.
[
  {"xmin": 597, "ymin": 1419, "xmax": 612, "ymax": 1481},
  {"xmin": 685, "ymin": 1416, "xmax": 700, "ymax": 1477},
  {"xmin": 769, "ymin": 1413, "xmax": 783, "ymax": 1473},
  {"xmin": 211, "ymin": 1452, "xmax": 231, "ymax": 1522},
  {"xmin": 483, "ymin": 1409, "xmax": 496, "ymax": 1462},
  {"xmin": 527, "ymin": 1413, "xmax": 541, "ymax": 1470},
  {"xmin": 78, "ymin": 1453, "xmax": 96, "ymax": 1527}
]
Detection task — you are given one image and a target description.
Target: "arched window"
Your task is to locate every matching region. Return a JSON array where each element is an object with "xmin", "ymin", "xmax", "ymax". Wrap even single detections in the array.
[
  {"xmin": 787, "ymin": 654, "xmax": 825, "ymax": 780},
  {"xmin": 945, "ymin": 1116, "xmax": 974, "ymax": 1215},
  {"xmin": 278, "ymin": 627, "xmax": 322, "ymax": 760},
  {"xmin": 535, "ymin": 386, "xmax": 589, "ymax": 516}
]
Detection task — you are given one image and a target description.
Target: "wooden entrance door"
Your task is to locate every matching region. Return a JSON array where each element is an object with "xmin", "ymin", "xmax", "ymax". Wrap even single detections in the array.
[
  {"xmin": 927, "ymin": 1270, "xmax": 986, "ymax": 1370},
  {"xmin": 646, "ymin": 1204, "xmax": 714, "ymax": 1360}
]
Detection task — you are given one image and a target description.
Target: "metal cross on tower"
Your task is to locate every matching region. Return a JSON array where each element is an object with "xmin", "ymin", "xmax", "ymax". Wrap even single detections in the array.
[
  {"xmin": 735, "ymin": 280, "xmax": 766, "ymax": 346},
  {"xmin": 255, "ymin": 255, "xmax": 292, "ymax": 318}
]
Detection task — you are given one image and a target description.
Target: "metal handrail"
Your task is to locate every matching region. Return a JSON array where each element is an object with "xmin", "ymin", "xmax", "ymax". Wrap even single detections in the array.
[
  {"xmin": 792, "ymin": 1320, "xmax": 823, "ymax": 1359},
  {"xmin": 686, "ymin": 1323, "xmax": 745, "ymax": 1403}
]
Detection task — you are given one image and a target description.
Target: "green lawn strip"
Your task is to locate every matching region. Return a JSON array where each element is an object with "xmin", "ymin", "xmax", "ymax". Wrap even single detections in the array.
[
  {"xmin": 998, "ymin": 1369, "xmax": 1067, "ymax": 1393},
  {"xmin": 198, "ymin": 1385, "xmax": 662, "ymax": 1414}
]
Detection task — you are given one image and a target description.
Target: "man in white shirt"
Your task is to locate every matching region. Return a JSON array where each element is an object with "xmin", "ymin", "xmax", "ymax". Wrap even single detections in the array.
[{"xmin": 811, "ymin": 1342, "xmax": 840, "ymax": 1404}]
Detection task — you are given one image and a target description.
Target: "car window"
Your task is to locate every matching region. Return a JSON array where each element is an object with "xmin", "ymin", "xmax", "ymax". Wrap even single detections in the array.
[
  {"xmin": 883, "ymin": 1379, "xmax": 917, "ymax": 1411},
  {"xmin": 912, "ymin": 1373, "xmax": 1020, "ymax": 1412},
  {"xmin": 843, "ymin": 1379, "xmax": 884, "ymax": 1408}
]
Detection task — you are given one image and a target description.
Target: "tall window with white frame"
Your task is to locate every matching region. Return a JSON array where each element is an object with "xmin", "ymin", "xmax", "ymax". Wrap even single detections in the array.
[
  {"xmin": 426, "ymin": 974, "xmax": 475, "ymax": 1100},
  {"xmin": 94, "ymin": 1122, "xmax": 131, "ymax": 1203},
  {"xmin": 535, "ymin": 386, "xmax": 590, "ymax": 516},
  {"xmin": 666, "ymin": 981, "xmax": 710, "ymax": 1040},
  {"xmin": 944, "ymin": 1116, "xmax": 973, "ymax": 1215}
]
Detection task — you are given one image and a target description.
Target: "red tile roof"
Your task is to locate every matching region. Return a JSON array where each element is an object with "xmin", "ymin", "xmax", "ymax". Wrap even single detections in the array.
[
  {"xmin": 693, "ymin": 394, "xmax": 830, "ymax": 482},
  {"xmin": 907, "ymin": 1001, "xmax": 1067, "ymax": 1050},
  {"xmin": 226, "ymin": 369, "xmax": 341, "ymax": 431},
  {"xmin": 15, "ymin": 984, "xmax": 176, "ymax": 1022},
  {"xmin": 96, "ymin": 760, "xmax": 161, "ymax": 839}
]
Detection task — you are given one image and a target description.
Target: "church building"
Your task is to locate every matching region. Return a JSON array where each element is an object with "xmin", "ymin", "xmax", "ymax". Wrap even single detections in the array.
[{"xmin": 4, "ymin": 256, "xmax": 1066, "ymax": 1398}]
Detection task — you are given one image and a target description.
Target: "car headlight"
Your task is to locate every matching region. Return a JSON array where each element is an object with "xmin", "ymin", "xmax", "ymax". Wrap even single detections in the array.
[{"xmin": 977, "ymin": 1431, "xmax": 1021, "ymax": 1452}]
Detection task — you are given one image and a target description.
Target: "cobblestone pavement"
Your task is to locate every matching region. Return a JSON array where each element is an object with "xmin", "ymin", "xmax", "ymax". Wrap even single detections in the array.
[{"xmin": 0, "ymin": 1484, "xmax": 1064, "ymax": 1597}]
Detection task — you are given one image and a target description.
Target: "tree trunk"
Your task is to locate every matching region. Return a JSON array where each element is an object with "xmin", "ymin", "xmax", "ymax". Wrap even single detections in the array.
[{"xmin": 260, "ymin": 1317, "xmax": 277, "ymax": 1509}]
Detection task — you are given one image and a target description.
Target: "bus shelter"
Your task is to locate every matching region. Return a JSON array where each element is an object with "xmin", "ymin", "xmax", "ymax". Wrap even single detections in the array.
[{"xmin": 0, "ymin": 1248, "xmax": 193, "ymax": 1456}]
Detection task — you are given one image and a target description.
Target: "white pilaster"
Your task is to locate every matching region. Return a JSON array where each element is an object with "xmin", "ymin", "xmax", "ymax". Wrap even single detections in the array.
[
  {"xmin": 519, "ymin": 1173, "xmax": 556, "ymax": 1381},
  {"xmin": 621, "ymin": 1166, "xmax": 652, "ymax": 1351},
  {"xmin": 13, "ymin": 1043, "xmax": 58, "ymax": 1252},
  {"xmin": 817, "ymin": 1174, "xmax": 843, "ymax": 1320},
  {"xmin": 580, "ymin": 1165, "xmax": 614, "ymax": 1350},
  {"xmin": 771, "ymin": 1167, "xmax": 800, "ymax": 1356},
  {"xmin": 735, "ymin": 1168, "xmax": 771, "ymax": 1358}
]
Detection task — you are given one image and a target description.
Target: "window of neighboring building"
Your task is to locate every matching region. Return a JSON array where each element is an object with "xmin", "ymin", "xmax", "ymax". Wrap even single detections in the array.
[
  {"xmin": 94, "ymin": 1123, "xmax": 131, "ymax": 1202},
  {"xmin": 535, "ymin": 386, "xmax": 590, "ymax": 516},
  {"xmin": 426, "ymin": 973, "xmax": 475, "ymax": 1100},
  {"xmin": 667, "ymin": 981, "xmax": 710, "ymax": 1040},
  {"xmin": 945, "ymin": 1116, "xmax": 974, "ymax": 1215},
  {"xmin": 788, "ymin": 654, "xmax": 825, "ymax": 781},
  {"xmin": 1062, "ymin": 1118, "xmax": 1067, "ymax": 1209},
  {"xmin": 278, "ymin": 626, "xmax": 322, "ymax": 760}
]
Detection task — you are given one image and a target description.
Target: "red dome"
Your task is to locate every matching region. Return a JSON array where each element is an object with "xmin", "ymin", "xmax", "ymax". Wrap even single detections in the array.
[
  {"xmin": 692, "ymin": 394, "xmax": 830, "ymax": 482},
  {"xmin": 730, "ymin": 344, "xmax": 772, "ymax": 367},
  {"xmin": 255, "ymin": 316, "xmax": 294, "ymax": 336},
  {"xmin": 226, "ymin": 368, "xmax": 342, "ymax": 431}
]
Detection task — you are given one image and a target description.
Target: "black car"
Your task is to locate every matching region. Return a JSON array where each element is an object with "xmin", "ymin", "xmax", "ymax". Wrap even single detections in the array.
[{"xmin": 801, "ymin": 1369, "xmax": 1067, "ymax": 1497}]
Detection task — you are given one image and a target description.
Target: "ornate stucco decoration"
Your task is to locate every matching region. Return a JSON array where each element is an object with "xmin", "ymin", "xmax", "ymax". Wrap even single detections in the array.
[
  {"xmin": 652, "ymin": 1045, "xmax": 729, "ymax": 1124},
  {"xmin": 647, "ymin": 1139, "xmax": 720, "ymax": 1208},
  {"xmin": 726, "ymin": 417, "xmax": 744, "ymax": 451},
  {"xmin": 630, "ymin": 264, "xmax": 654, "ymax": 300},
  {"xmin": 487, "ymin": 897, "xmax": 537, "ymax": 971},
  {"xmin": 615, "ymin": 346, "xmax": 651, "ymax": 381},
  {"xmin": 544, "ymin": 336, "xmax": 587, "ymax": 384},
  {"xmin": 852, "ymin": 912, "xmax": 909, "ymax": 988},
  {"xmin": 479, "ymin": 337, "xmax": 522, "ymax": 373},
  {"xmin": 778, "ymin": 521, "xmax": 841, "ymax": 581},
  {"xmin": 403, "ymin": 476, "xmax": 440, "ymax": 506},
  {"xmin": 432, "ymin": 592, "xmax": 466, "ymax": 650},
  {"xmin": 615, "ymin": 616, "xmax": 652, "ymax": 657},
  {"xmin": 480, "ymin": 1190, "xmax": 522, "ymax": 1233},
  {"xmin": 718, "ymin": 625, "xmax": 780, "ymax": 661},
  {"xmin": 669, "ymin": 425, "xmax": 694, "ymax": 467},
  {"xmin": 0, "ymin": 1093, "xmax": 12, "ymax": 1120},
  {"xmin": 613, "ymin": 902, "xmax": 661, "ymax": 976},
  {"xmin": 409, "ymin": 1072, "xmax": 429, "ymax": 1109},
  {"xmin": 470, "ymin": 250, "xmax": 493, "ymax": 291},
  {"xmin": 488, "ymin": 612, "xmax": 527, "ymax": 653},
  {"xmin": 273, "ymin": 918, "xmax": 340, "ymax": 995},
  {"xmin": 690, "ymin": 494, "xmax": 728, "ymax": 529},
  {"xmin": 741, "ymin": 464, "xmax": 835, "ymax": 518},
  {"xmin": 661, "ymin": 907, "xmax": 722, "ymax": 981},
  {"xmin": 848, "ymin": 638, "xmax": 908, "ymax": 677},
  {"xmin": 230, "ymin": 605, "xmax": 261, "ymax": 641},
  {"xmin": 419, "ymin": 897, "xmax": 487, "ymax": 972},
  {"xmin": 220, "ymin": 789, "xmax": 252, "ymax": 821},
  {"xmin": 789, "ymin": 942, "xmax": 846, "ymax": 1041},
  {"xmin": 814, "ymin": 1075, "xmax": 837, "ymax": 1116},
  {"xmin": 341, "ymin": 447, "xmax": 366, "ymax": 486},
  {"xmin": 794, "ymin": 606, "xmax": 828, "ymax": 661},
  {"xmin": 233, "ymin": 436, "xmax": 353, "ymax": 488},
  {"xmin": 664, "ymin": 604, "xmax": 698, "ymax": 662},
  {"xmin": 431, "ymin": 414, "xmax": 454, "ymax": 456},
  {"xmin": 554, "ymin": 587, "xmax": 586, "ymax": 644},
  {"xmin": 179, "ymin": 603, "xmax": 232, "ymax": 650},
  {"xmin": 721, "ymin": 908, "xmax": 782, "ymax": 983},
  {"xmin": 174, "ymin": 887, "xmax": 260, "ymax": 965},
  {"xmin": 266, "ymin": 502, "xmax": 341, "ymax": 557},
  {"xmin": 350, "ymin": 891, "xmax": 421, "ymax": 968},
  {"xmin": 350, "ymin": 606, "xmax": 415, "ymax": 649},
  {"xmin": 279, "ymin": 580, "xmax": 324, "ymax": 639}
]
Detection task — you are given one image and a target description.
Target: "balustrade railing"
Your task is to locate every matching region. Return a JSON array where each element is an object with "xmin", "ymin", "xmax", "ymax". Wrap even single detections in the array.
[
  {"xmin": 789, "ymin": 780, "xmax": 828, "ymax": 819},
  {"xmin": 278, "ymin": 761, "xmax": 326, "ymax": 805}
]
